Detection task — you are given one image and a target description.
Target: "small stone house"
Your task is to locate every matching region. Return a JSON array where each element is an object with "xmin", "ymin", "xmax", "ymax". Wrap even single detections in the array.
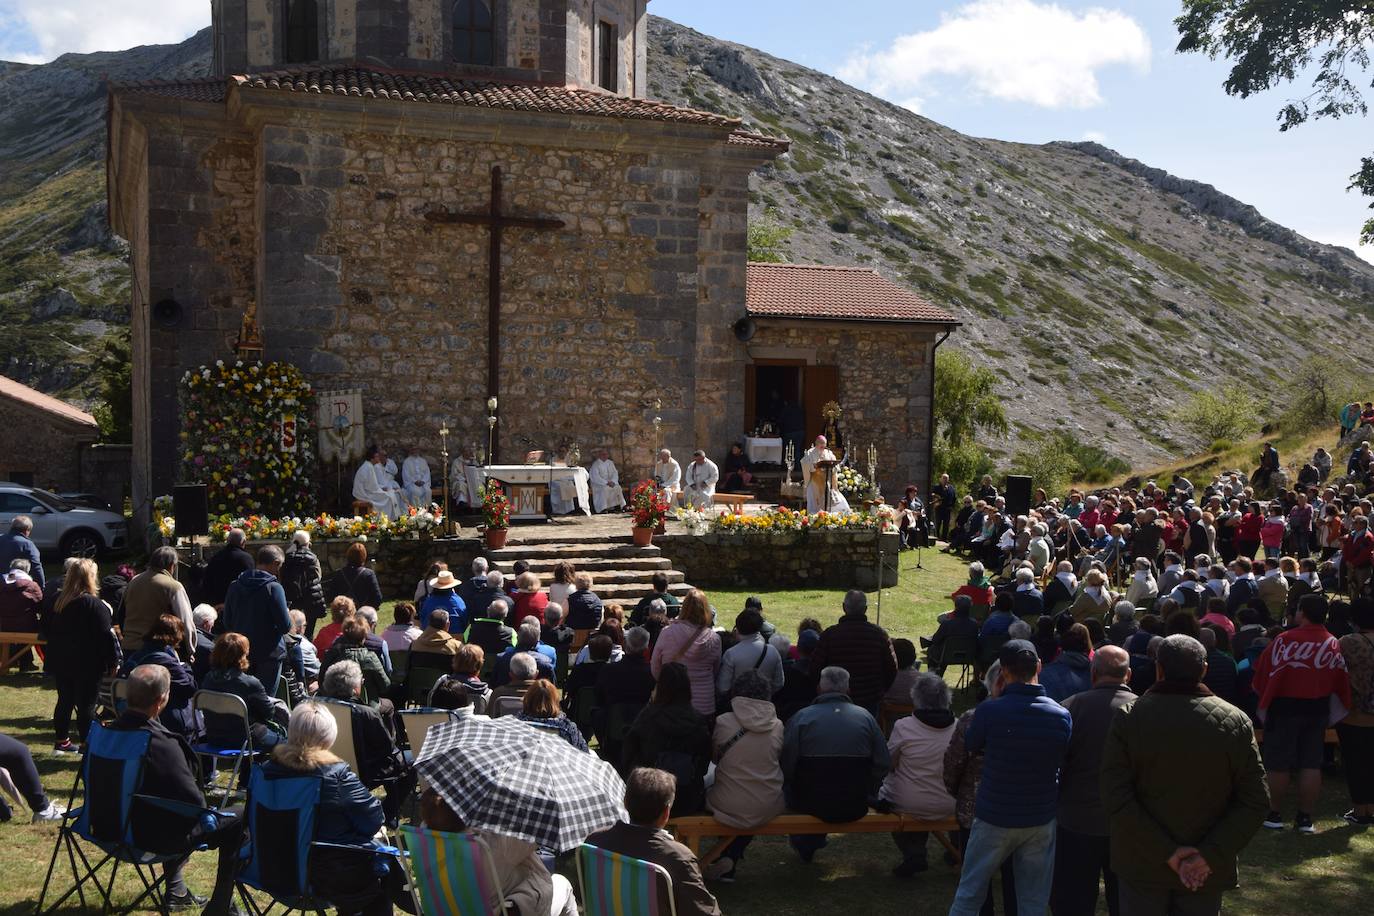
[{"xmin": 0, "ymin": 375, "xmax": 100, "ymax": 491}]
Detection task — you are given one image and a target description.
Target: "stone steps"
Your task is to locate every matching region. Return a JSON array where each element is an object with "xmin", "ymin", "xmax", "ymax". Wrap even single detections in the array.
[
  {"xmin": 484, "ymin": 537, "xmax": 691, "ymax": 604},
  {"xmin": 491, "ymin": 555, "xmax": 673, "ymax": 573},
  {"xmin": 486, "ymin": 542, "xmax": 658, "ymax": 560}
]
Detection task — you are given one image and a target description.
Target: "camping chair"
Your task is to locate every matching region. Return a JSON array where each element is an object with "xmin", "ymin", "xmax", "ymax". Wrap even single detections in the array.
[
  {"xmin": 192, "ymin": 690, "xmax": 259, "ymax": 808},
  {"xmin": 570, "ymin": 685, "xmax": 599, "ymax": 738},
  {"xmin": 36, "ymin": 723, "xmax": 217, "ymax": 916},
  {"xmin": 274, "ymin": 674, "xmax": 294, "ymax": 711},
  {"xmin": 396, "ymin": 709, "xmax": 458, "ymax": 795},
  {"xmin": 555, "ymin": 646, "xmax": 570, "ymax": 688},
  {"xmin": 389, "ymin": 650, "xmax": 409, "ymax": 692},
  {"xmin": 576, "ymin": 843, "xmax": 677, "ymax": 916},
  {"xmin": 234, "ymin": 765, "xmax": 404, "ymax": 916},
  {"xmin": 489, "ymin": 693, "xmax": 525, "ymax": 718},
  {"xmin": 317, "ymin": 698, "xmax": 362, "ymax": 775},
  {"xmin": 594, "ymin": 702, "xmax": 643, "ymax": 765},
  {"xmin": 468, "ymin": 618, "xmax": 515, "ymax": 661},
  {"xmin": 405, "ymin": 662, "xmax": 448, "ymax": 708},
  {"xmin": 929, "ymin": 635, "xmax": 979, "ymax": 690},
  {"xmin": 400, "ymin": 824, "xmax": 505, "ymax": 916}
]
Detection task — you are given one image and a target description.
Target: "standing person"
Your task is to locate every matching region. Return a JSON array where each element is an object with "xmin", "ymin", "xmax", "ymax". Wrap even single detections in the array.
[
  {"xmin": 1342, "ymin": 515, "xmax": 1374, "ymax": 596},
  {"xmin": 1337, "ymin": 598, "xmax": 1374, "ymax": 824},
  {"xmin": 933, "ymin": 474, "xmax": 957, "ymax": 542},
  {"xmin": 1051, "ymin": 646, "xmax": 1134, "ymax": 916},
  {"xmin": 121, "ymin": 547, "xmax": 195, "ymax": 658},
  {"xmin": 650, "ymin": 589, "xmax": 721, "ymax": 717},
  {"xmin": 280, "ymin": 530, "xmax": 326, "ymax": 635},
  {"xmin": 1101, "ymin": 635, "xmax": 1269, "ymax": 916},
  {"xmin": 801, "ymin": 436, "xmax": 849, "ymax": 515},
  {"xmin": 200, "ymin": 528, "xmax": 254, "ymax": 607},
  {"xmin": 327, "ymin": 542, "xmax": 384, "ymax": 611},
  {"xmin": 221, "ymin": 545, "xmax": 293, "ymax": 696},
  {"xmin": 1253, "ymin": 595, "xmax": 1352, "ymax": 833},
  {"xmin": 810, "ymin": 590, "xmax": 898, "ymax": 716},
  {"xmin": 45, "ymin": 557, "xmax": 119, "ymax": 753},
  {"xmin": 946, "ymin": 640, "xmax": 1071, "ymax": 916},
  {"xmin": 1340, "ymin": 401, "xmax": 1361, "ymax": 439},
  {"xmin": 0, "ymin": 516, "xmax": 43, "ymax": 589},
  {"xmin": 1289, "ymin": 494, "xmax": 1315, "ymax": 559}
]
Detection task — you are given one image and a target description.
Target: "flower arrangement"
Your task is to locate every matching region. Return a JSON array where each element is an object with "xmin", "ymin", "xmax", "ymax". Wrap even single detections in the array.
[
  {"xmin": 482, "ymin": 481, "xmax": 511, "ymax": 530},
  {"xmin": 158, "ymin": 505, "xmax": 447, "ymax": 543},
  {"xmin": 674, "ymin": 505, "xmax": 711, "ymax": 535},
  {"xmin": 711, "ymin": 506, "xmax": 880, "ymax": 533},
  {"xmin": 835, "ymin": 464, "xmax": 873, "ymax": 499},
  {"xmin": 179, "ymin": 360, "xmax": 316, "ymax": 517},
  {"xmin": 630, "ymin": 480, "xmax": 671, "ymax": 530}
]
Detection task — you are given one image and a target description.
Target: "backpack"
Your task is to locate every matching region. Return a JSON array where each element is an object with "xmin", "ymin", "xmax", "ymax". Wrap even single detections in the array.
[
  {"xmin": 654, "ymin": 749, "xmax": 705, "ymax": 815},
  {"xmin": 280, "ymin": 550, "xmax": 314, "ymax": 608}
]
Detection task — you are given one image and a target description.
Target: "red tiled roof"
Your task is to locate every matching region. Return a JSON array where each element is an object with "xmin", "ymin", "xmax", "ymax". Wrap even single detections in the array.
[
  {"xmin": 746, "ymin": 262, "xmax": 960, "ymax": 324},
  {"xmin": 117, "ymin": 68, "xmax": 784, "ymax": 142},
  {"xmin": 728, "ymin": 129, "xmax": 790, "ymax": 152},
  {"xmin": 0, "ymin": 375, "xmax": 99, "ymax": 428}
]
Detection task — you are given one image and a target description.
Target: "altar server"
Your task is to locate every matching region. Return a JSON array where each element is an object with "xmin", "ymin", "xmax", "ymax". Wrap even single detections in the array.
[
  {"xmin": 589, "ymin": 449, "xmax": 626, "ymax": 513},
  {"xmin": 654, "ymin": 449, "xmax": 682, "ymax": 507},
  {"xmin": 400, "ymin": 448, "xmax": 432, "ymax": 507},
  {"xmin": 353, "ymin": 445, "xmax": 405, "ymax": 520},
  {"xmin": 683, "ymin": 450, "xmax": 718, "ymax": 510}
]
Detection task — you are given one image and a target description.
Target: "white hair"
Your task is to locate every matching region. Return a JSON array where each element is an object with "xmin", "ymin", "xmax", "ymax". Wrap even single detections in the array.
[
  {"xmin": 1114, "ymin": 600, "xmax": 1136, "ymax": 620},
  {"xmin": 768, "ymin": 634, "xmax": 791, "ymax": 656},
  {"xmin": 517, "ymin": 620, "xmax": 541, "ymax": 647},
  {"xmin": 625, "ymin": 626, "xmax": 651, "ymax": 653},
  {"xmin": 818, "ymin": 666, "xmax": 850, "ymax": 695},
  {"xmin": 509, "ymin": 653, "xmax": 538, "ymax": 680},
  {"xmin": 322, "ymin": 660, "xmax": 363, "ymax": 699},
  {"xmin": 545, "ymin": 603, "xmax": 564, "ymax": 626},
  {"xmin": 357, "ymin": 606, "xmax": 378, "ymax": 629},
  {"xmin": 488, "ymin": 598, "xmax": 510, "ymax": 618},
  {"xmin": 983, "ymin": 660, "xmax": 1003, "ymax": 696},
  {"xmin": 1015, "ymin": 568, "xmax": 1035, "ymax": 584},
  {"xmin": 968, "ymin": 561, "xmax": 985, "ymax": 578},
  {"xmin": 1007, "ymin": 620, "xmax": 1033, "ymax": 640},
  {"xmin": 289, "ymin": 609, "xmax": 307, "ymax": 632},
  {"xmin": 288, "ymin": 702, "xmax": 338, "ymax": 751},
  {"xmin": 487, "ymin": 570, "xmax": 505, "ymax": 589},
  {"xmin": 472, "ymin": 557, "xmax": 489, "ymax": 576},
  {"xmin": 193, "ymin": 604, "xmax": 218, "ymax": 631},
  {"xmin": 911, "ymin": 672, "xmax": 952, "ymax": 711},
  {"xmin": 292, "ymin": 530, "xmax": 311, "ymax": 546}
]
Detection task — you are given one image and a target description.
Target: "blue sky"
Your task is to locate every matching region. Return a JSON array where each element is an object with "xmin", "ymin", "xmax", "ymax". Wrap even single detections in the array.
[{"xmin": 2, "ymin": 0, "xmax": 1369, "ymax": 262}]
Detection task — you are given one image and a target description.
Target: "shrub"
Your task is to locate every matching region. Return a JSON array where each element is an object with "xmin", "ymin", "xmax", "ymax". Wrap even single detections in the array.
[{"xmin": 1175, "ymin": 383, "xmax": 1253, "ymax": 446}]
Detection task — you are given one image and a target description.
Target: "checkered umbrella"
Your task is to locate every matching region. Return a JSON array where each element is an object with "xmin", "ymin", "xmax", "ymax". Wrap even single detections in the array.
[{"xmin": 414, "ymin": 716, "xmax": 627, "ymax": 852}]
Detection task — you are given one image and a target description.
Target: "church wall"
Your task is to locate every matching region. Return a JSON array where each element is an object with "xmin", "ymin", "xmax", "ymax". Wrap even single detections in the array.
[
  {"xmin": 331, "ymin": 0, "xmax": 360, "ymax": 59},
  {"xmin": 245, "ymin": 0, "xmax": 279, "ymax": 68},
  {"xmin": 748, "ymin": 322, "xmax": 939, "ymax": 498},
  {"xmin": 407, "ymin": 0, "xmax": 443, "ymax": 60}
]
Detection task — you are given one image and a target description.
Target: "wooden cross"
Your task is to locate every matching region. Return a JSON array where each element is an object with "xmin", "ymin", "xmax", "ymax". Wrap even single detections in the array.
[{"xmin": 425, "ymin": 165, "xmax": 565, "ymax": 463}]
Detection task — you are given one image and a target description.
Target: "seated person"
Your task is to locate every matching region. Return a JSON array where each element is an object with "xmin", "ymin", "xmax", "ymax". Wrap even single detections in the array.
[
  {"xmin": 380, "ymin": 603, "xmax": 423, "ymax": 652},
  {"xmin": 716, "ymin": 609, "xmax": 785, "ymax": 705},
  {"xmin": 703, "ymin": 670, "xmax": 785, "ymax": 883},
  {"xmin": 320, "ymin": 618, "xmax": 391, "ymax": 708},
  {"xmin": 289, "ymin": 610, "xmax": 321, "ymax": 686},
  {"xmin": 114, "ymin": 665, "xmax": 243, "ymax": 912},
  {"xmin": 491, "ymin": 619, "xmax": 557, "ymax": 687},
  {"xmin": 565, "ymin": 572, "xmax": 605, "ymax": 633},
  {"xmin": 262, "ymin": 702, "xmax": 411, "ymax": 915},
  {"xmin": 119, "ymin": 614, "xmax": 198, "ymax": 739},
  {"xmin": 426, "ymin": 679, "xmax": 482, "ymax": 718},
  {"xmin": 467, "ymin": 600, "xmax": 517, "ymax": 658},
  {"xmin": 191, "ymin": 605, "xmax": 218, "ymax": 683},
  {"xmin": 622, "ymin": 663, "xmax": 712, "ymax": 810},
  {"xmin": 1108, "ymin": 601, "xmax": 1139, "ymax": 646},
  {"xmin": 540, "ymin": 603, "xmax": 576, "ymax": 657},
  {"xmin": 429, "ymin": 643, "xmax": 492, "ymax": 713},
  {"xmin": 772, "ymin": 628, "xmax": 821, "ymax": 723},
  {"xmin": 593, "ymin": 626, "xmax": 657, "ymax": 759},
  {"xmin": 1043, "ymin": 562, "xmax": 1078, "ymax": 613},
  {"xmin": 1011, "ymin": 567, "xmax": 1045, "ymax": 618},
  {"xmin": 782, "ymin": 666, "xmax": 889, "ymax": 861},
  {"xmin": 1129, "ymin": 635, "xmax": 1164, "ymax": 696},
  {"xmin": 631, "ymin": 572, "xmax": 681, "ymax": 626},
  {"xmin": 878, "ymin": 673, "xmax": 957, "ymax": 876},
  {"xmin": 313, "ymin": 597, "xmax": 355, "ymax": 655},
  {"xmin": 585, "ymin": 768, "xmax": 721, "ymax": 916},
  {"xmin": 409, "ymin": 608, "xmax": 462, "ymax": 663},
  {"xmin": 979, "ymin": 594, "xmax": 1016, "ymax": 639},
  {"xmin": 923, "ymin": 596, "xmax": 981, "ymax": 674},
  {"xmin": 1039, "ymin": 623, "xmax": 1093, "ymax": 702},
  {"xmin": 355, "ymin": 607, "xmax": 395, "ymax": 678},
  {"xmin": 464, "ymin": 570, "xmax": 508, "ymax": 622},
  {"xmin": 951, "ymin": 562, "xmax": 995, "ymax": 609},
  {"xmin": 319, "ymin": 660, "xmax": 417, "ymax": 828},
  {"xmin": 488, "ymin": 653, "xmax": 541, "ymax": 716},
  {"xmin": 564, "ymin": 635, "xmax": 614, "ymax": 731},
  {"xmin": 201, "ymin": 633, "xmax": 284, "ymax": 750},
  {"xmin": 720, "ymin": 443, "xmax": 753, "ymax": 494},
  {"xmin": 419, "ymin": 571, "xmax": 468, "ymax": 636},
  {"xmin": 882, "ymin": 638, "xmax": 921, "ymax": 707},
  {"xmin": 0, "ymin": 731, "xmax": 62, "ymax": 822},
  {"xmin": 0, "ymin": 557, "xmax": 42, "ymax": 634},
  {"xmin": 1199, "ymin": 626, "xmax": 1239, "ymax": 703},
  {"xmin": 419, "ymin": 787, "xmax": 577, "ymax": 915},
  {"xmin": 509, "ymin": 573, "xmax": 550, "ymax": 627},
  {"xmin": 517, "ymin": 680, "xmax": 589, "ymax": 752}
]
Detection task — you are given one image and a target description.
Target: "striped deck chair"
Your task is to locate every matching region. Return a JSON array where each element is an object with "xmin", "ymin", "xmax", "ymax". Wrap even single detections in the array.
[
  {"xmin": 576, "ymin": 843, "xmax": 677, "ymax": 916},
  {"xmin": 400, "ymin": 824, "xmax": 506, "ymax": 915}
]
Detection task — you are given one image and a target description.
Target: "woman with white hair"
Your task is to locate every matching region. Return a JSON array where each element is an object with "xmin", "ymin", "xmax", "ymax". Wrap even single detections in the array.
[
  {"xmin": 1068, "ymin": 568, "xmax": 1115, "ymax": 623},
  {"xmin": 879, "ymin": 672, "xmax": 957, "ymax": 876},
  {"xmin": 1011, "ymin": 567, "xmax": 1044, "ymax": 618},
  {"xmin": 263, "ymin": 702, "xmax": 410, "ymax": 913},
  {"xmin": 1125, "ymin": 557, "xmax": 1158, "ymax": 608}
]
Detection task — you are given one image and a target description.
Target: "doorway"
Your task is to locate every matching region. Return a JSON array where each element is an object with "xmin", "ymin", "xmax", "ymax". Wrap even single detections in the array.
[{"xmin": 743, "ymin": 361, "xmax": 839, "ymax": 443}]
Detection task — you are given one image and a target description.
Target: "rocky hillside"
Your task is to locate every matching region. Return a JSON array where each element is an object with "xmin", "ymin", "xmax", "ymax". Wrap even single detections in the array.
[{"xmin": 3, "ymin": 18, "xmax": 1372, "ymax": 467}]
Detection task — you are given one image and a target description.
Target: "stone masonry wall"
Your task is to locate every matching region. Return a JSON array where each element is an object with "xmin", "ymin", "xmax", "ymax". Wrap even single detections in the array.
[
  {"xmin": 749, "ymin": 322, "xmax": 939, "ymax": 497},
  {"xmin": 0, "ymin": 400, "xmax": 97, "ymax": 491},
  {"xmin": 656, "ymin": 529, "xmax": 900, "ymax": 590}
]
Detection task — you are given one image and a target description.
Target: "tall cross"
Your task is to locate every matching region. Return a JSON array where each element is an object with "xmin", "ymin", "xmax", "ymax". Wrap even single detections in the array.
[{"xmin": 425, "ymin": 165, "xmax": 565, "ymax": 463}]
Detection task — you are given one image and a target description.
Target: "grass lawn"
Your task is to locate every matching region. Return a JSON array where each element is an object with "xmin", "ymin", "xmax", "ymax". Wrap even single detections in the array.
[{"xmin": 3, "ymin": 546, "xmax": 1372, "ymax": 913}]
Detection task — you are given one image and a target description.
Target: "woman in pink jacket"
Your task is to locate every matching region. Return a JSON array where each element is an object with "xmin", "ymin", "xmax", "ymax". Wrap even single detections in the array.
[
  {"xmin": 1260, "ymin": 505, "xmax": 1288, "ymax": 560},
  {"xmin": 650, "ymin": 589, "xmax": 720, "ymax": 716},
  {"xmin": 878, "ymin": 671, "xmax": 957, "ymax": 876}
]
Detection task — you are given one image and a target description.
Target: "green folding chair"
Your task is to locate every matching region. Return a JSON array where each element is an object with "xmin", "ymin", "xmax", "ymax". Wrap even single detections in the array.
[
  {"xmin": 577, "ymin": 843, "xmax": 677, "ymax": 916},
  {"xmin": 400, "ymin": 824, "xmax": 505, "ymax": 915}
]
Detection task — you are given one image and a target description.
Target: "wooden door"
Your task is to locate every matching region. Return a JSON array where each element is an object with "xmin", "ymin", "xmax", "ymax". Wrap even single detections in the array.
[{"xmin": 803, "ymin": 365, "xmax": 839, "ymax": 443}]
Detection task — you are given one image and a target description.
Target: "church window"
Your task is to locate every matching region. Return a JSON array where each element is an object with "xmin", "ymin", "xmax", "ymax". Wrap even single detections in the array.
[
  {"xmin": 453, "ymin": 0, "xmax": 495, "ymax": 66},
  {"xmin": 597, "ymin": 21, "xmax": 618, "ymax": 92},
  {"xmin": 283, "ymin": 0, "xmax": 319, "ymax": 63}
]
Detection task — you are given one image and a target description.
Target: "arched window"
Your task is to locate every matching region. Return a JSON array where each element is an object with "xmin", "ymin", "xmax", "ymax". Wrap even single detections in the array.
[
  {"xmin": 453, "ymin": 0, "xmax": 494, "ymax": 66},
  {"xmin": 284, "ymin": 0, "xmax": 319, "ymax": 64}
]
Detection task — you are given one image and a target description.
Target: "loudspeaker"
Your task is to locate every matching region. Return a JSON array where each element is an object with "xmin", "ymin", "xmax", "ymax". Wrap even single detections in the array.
[
  {"xmin": 172, "ymin": 484, "xmax": 209, "ymax": 538},
  {"xmin": 1004, "ymin": 475, "xmax": 1033, "ymax": 517},
  {"xmin": 152, "ymin": 298, "xmax": 184, "ymax": 329},
  {"xmin": 732, "ymin": 317, "xmax": 757, "ymax": 342}
]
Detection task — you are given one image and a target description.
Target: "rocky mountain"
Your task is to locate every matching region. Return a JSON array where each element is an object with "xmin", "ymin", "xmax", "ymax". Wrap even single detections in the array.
[{"xmin": 3, "ymin": 17, "xmax": 1372, "ymax": 467}]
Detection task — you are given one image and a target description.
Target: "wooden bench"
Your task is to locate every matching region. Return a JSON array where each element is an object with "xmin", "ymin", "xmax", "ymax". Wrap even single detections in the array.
[
  {"xmin": 669, "ymin": 812, "xmax": 961, "ymax": 867},
  {"xmin": 711, "ymin": 492, "xmax": 750, "ymax": 515},
  {"xmin": 0, "ymin": 632, "xmax": 44, "ymax": 669}
]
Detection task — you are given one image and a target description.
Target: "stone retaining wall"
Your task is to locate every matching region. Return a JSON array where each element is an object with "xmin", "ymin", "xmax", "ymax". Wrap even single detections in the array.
[{"xmin": 655, "ymin": 529, "xmax": 900, "ymax": 591}]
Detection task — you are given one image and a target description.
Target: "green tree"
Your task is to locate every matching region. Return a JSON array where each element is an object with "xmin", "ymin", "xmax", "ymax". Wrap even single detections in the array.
[
  {"xmin": 91, "ymin": 330, "xmax": 132, "ymax": 442},
  {"xmin": 931, "ymin": 349, "xmax": 1007, "ymax": 489},
  {"xmin": 1009, "ymin": 435, "xmax": 1082, "ymax": 499},
  {"xmin": 1175, "ymin": 2, "xmax": 1374, "ymax": 243},
  {"xmin": 747, "ymin": 209, "xmax": 793, "ymax": 262},
  {"xmin": 1279, "ymin": 354, "xmax": 1359, "ymax": 433},
  {"xmin": 1175, "ymin": 382, "xmax": 1253, "ymax": 447}
]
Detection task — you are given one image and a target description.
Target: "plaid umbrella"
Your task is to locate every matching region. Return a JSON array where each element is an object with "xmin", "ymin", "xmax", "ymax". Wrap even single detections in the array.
[{"xmin": 414, "ymin": 716, "xmax": 627, "ymax": 852}]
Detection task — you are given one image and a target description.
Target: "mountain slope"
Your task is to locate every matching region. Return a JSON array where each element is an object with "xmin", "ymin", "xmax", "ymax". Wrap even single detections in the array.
[{"xmin": 2, "ymin": 17, "xmax": 1371, "ymax": 468}]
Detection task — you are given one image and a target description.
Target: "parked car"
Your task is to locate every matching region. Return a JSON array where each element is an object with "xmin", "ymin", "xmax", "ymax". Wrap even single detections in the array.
[
  {"xmin": 57, "ymin": 492, "xmax": 116, "ymax": 512},
  {"xmin": 0, "ymin": 483, "xmax": 128, "ymax": 557}
]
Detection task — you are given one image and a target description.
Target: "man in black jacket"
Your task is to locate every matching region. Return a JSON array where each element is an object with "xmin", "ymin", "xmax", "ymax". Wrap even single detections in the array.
[
  {"xmin": 199, "ymin": 529, "xmax": 254, "ymax": 607},
  {"xmin": 809, "ymin": 591, "xmax": 897, "ymax": 715},
  {"xmin": 319, "ymin": 659, "xmax": 416, "ymax": 828},
  {"xmin": 113, "ymin": 665, "xmax": 244, "ymax": 913}
]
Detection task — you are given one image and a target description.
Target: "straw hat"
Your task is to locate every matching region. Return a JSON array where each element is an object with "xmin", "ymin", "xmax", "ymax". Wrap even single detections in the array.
[{"xmin": 428, "ymin": 570, "xmax": 459, "ymax": 590}]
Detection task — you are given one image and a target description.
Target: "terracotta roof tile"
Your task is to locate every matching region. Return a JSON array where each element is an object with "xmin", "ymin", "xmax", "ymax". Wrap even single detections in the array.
[
  {"xmin": 0, "ymin": 375, "xmax": 99, "ymax": 428},
  {"xmin": 117, "ymin": 76, "xmax": 227, "ymax": 103},
  {"xmin": 746, "ymin": 262, "xmax": 960, "ymax": 324},
  {"xmin": 728, "ymin": 129, "xmax": 790, "ymax": 152}
]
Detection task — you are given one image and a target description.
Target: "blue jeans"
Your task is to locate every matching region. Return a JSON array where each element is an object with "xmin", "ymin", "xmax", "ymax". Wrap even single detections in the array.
[{"xmin": 949, "ymin": 818, "xmax": 1056, "ymax": 916}]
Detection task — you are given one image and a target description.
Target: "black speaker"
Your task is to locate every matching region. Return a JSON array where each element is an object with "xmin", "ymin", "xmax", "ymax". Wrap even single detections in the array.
[
  {"xmin": 152, "ymin": 298, "xmax": 184, "ymax": 329},
  {"xmin": 732, "ymin": 316, "xmax": 757, "ymax": 342},
  {"xmin": 172, "ymin": 484, "xmax": 209, "ymax": 538},
  {"xmin": 1004, "ymin": 475, "xmax": 1033, "ymax": 517}
]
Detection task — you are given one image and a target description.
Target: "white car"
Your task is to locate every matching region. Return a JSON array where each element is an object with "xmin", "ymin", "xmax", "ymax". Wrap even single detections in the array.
[{"xmin": 0, "ymin": 484, "xmax": 129, "ymax": 557}]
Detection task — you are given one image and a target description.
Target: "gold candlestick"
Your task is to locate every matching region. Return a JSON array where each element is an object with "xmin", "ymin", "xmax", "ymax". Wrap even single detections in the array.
[{"xmin": 439, "ymin": 424, "xmax": 452, "ymax": 536}]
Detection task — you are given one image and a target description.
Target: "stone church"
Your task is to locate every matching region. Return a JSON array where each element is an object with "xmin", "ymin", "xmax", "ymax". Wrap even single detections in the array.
[{"xmin": 108, "ymin": 0, "xmax": 957, "ymax": 519}]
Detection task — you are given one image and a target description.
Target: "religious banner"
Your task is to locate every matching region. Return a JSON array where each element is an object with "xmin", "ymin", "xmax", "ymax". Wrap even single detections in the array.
[
  {"xmin": 317, "ymin": 389, "xmax": 365, "ymax": 463},
  {"xmin": 280, "ymin": 413, "xmax": 298, "ymax": 453}
]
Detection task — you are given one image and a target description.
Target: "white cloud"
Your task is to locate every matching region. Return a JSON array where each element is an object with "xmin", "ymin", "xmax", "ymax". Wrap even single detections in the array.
[
  {"xmin": 839, "ymin": 0, "xmax": 1150, "ymax": 110},
  {"xmin": 0, "ymin": 1, "xmax": 207, "ymax": 63}
]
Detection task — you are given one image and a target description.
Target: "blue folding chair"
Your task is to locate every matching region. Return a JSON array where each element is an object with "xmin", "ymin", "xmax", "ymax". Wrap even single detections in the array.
[
  {"xmin": 234, "ymin": 765, "xmax": 406, "ymax": 915},
  {"xmin": 36, "ymin": 723, "xmax": 216, "ymax": 915},
  {"xmin": 192, "ymin": 689, "xmax": 259, "ymax": 807}
]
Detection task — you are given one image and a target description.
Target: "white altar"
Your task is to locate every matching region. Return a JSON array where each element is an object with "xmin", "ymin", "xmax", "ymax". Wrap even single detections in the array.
[
  {"xmin": 477, "ymin": 465, "xmax": 591, "ymax": 518},
  {"xmin": 744, "ymin": 436, "xmax": 784, "ymax": 465}
]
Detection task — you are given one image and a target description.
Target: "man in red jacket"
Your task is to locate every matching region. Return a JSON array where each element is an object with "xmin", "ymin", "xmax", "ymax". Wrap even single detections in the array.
[
  {"xmin": 1252, "ymin": 595, "xmax": 1352, "ymax": 834},
  {"xmin": 1342, "ymin": 515, "xmax": 1374, "ymax": 595}
]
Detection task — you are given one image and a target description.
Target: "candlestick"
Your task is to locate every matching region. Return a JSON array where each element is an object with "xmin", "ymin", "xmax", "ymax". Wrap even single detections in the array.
[{"xmin": 439, "ymin": 424, "xmax": 452, "ymax": 536}]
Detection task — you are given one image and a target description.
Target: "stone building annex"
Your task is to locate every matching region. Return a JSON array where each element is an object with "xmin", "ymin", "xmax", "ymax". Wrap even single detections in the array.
[{"xmin": 107, "ymin": 0, "xmax": 958, "ymax": 517}]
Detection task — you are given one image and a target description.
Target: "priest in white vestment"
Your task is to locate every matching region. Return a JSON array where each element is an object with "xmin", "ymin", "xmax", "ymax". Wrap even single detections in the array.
[
  {"xmin": 683, "ymin": 450, "xmax": 719, "ymax": 510},
  {"xmin": 353, "ymin": 447, "xmax": 405, "ymax": 520},
  {"xmin": 801, "ymin": 435, "xmax": 850, "ymax": 515},
  {"xmin": 588, "ymin": 449, "xmax": 626, "ymax": 513},
  {"xmin": 450, "ymin": 450, "xmax": 475, "ymax": 508},
  {"xmin": 654, "ymin": 449, "xmax": 682, "ymax": 507},
  {"xmin": 400, "ymin": 449, "xmax": 432, "ymax": 507}
]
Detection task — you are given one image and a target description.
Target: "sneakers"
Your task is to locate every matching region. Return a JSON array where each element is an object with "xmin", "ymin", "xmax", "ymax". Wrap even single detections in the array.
[
  {"xmin": 31, "ymin": 803, "xmax": 65, "ymax": 823},
  {"xmin": 165, "ymin": 891, "xmax": 209, "ymax": 910},
  {"xmin": 1295, "ymin": 813, "xmax": 1316, "ymax": 835},
  {"xmin": 1262, "ymin": 811, "xmax": 1285, "ymax": 830},
  {"xmin": 52, "ymin": 739, "xmax": 77, "ymax": 754},
  {"xmin": 704, "ymin": 857, "xmax": 737, "ymax": 883},
  {"xmin": 1341, "ymin": 809, "xmax": 1374, "ymax": 826}
]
